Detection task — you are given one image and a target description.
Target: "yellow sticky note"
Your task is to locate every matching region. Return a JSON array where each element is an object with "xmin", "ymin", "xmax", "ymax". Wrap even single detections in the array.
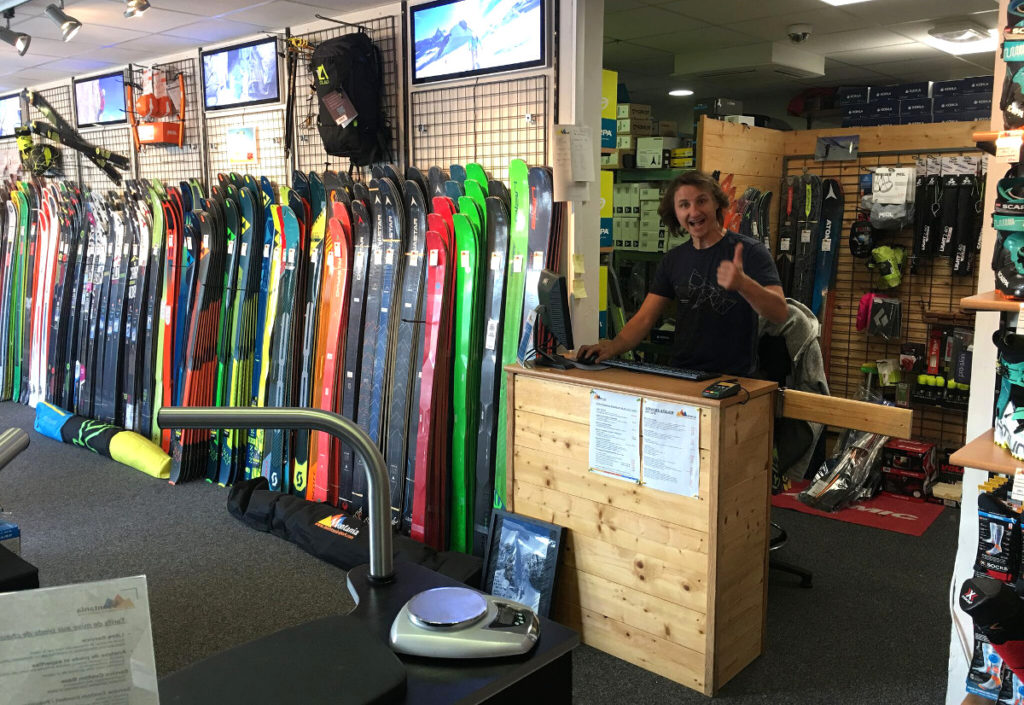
[
  {"xmin": 574, "ymin": 277, "xmax": 588, "ymax": 299},
  {"xmin": 599, "ymin": 265, "xmax": 607, "ymax": 309},
  {"xmin": 573, "ymin": 253, "xmax": 585, "ymax": 275}
]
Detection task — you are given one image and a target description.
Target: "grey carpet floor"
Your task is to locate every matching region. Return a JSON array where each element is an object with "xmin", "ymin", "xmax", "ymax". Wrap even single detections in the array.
[{"xmin": 0, "ymin": 402, "xmax": 958, "ymax": 702}]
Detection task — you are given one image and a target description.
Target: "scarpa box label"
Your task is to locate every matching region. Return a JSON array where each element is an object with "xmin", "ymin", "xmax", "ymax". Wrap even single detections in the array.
[{"xmin": 601, "ymin": 118, "xmax": 616, "ymax": 149}]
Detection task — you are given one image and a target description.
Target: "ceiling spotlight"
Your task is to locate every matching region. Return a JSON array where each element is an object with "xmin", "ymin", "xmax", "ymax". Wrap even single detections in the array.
[
  {"xmin": 124, "ymin": 0, "xmax": 151, "ymax": 18},
  {"xmin": 45, "ymin": 2, "xmax": 81, "ymax": 42},
  {"xmin": 668, "ymin": 89, "xmax": 694, "ymax": 97},
  {"xmin": 0, "ymin": 10, "xmax": 30, "ymax": 57}
]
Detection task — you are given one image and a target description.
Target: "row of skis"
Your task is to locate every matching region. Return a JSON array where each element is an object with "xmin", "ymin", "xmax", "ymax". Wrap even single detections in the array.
[{"xmin": 0, "ymin": 159, "xmax": 565, "ymax": 554}]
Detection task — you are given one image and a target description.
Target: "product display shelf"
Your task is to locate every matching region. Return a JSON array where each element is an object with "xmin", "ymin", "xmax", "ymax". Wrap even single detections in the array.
[
  {"xmin": 960, "ymin": 290, "xmax": 1024, "ymax": 312},
  {"xmin": 615, "ymin": 168, "xmax": 688, "ymax": 182},
  {"xmin": 950, "ymin": 430, "xmax": 1020, "ymax": 476}
]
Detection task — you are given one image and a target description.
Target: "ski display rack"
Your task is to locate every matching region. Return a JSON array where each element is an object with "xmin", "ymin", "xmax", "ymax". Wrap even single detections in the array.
[
  {"xmin": 781, "ymin": 148, "xmax": 982, "ymax": 450},
  {"xmin": 0, "ymin": 159, "xmax": 562, "ymax": 555}
]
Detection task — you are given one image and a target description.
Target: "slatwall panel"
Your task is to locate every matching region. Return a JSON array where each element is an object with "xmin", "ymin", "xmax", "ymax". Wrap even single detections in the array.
[
  {"xmin": 292, "ymin": 15, "xmax": 402, "ymax": 178},
  {"xmin": 27, "ymin": 85, "xmax": 79, "ymax": 183},
  {"xmin": 410, "ymin": 75, "xmax": 548, "ymax": 183},
  {"xmin": 205, "ymin": 108, "xmax": 288, "ymax": 191},
  {"xmin": 785, "ymin": 151, "xmax": 981, "ymax": 450},
  {"xmin": 133, "ymin": 58, "xmax": 204, "ymax": 184},
  {"xmin": 76, "ymin": 126, "xmax": 133, "ymax": 195}
]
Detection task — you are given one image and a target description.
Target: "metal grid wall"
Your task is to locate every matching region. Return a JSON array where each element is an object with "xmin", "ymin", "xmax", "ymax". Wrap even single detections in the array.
[
  {"xmin": 28, "ymin": 85, "xmax": 80, "ymax": 183},
  {"xmin": 133, "ymin": 58, "xmax": 205, "ymax": 184},
  {"xmin": 0, "ymin": 140, "xmax": 19, "ymax": 179},
  {"xmin": 410, "ymin": 76, "xmax": 548, "ymax": 183},
  {"xmin": 205, "ymin": 108, "xmax": 289, "ymax": 191},
  {"xmin": 76, "ymin": 126, "xmax": 134, "ymax": 196},
  {"xmin": 785, "ymin": 151, "xmax": 981, "ymax": 451},
  {"xmin": 292, "ymin": 15, "xmax": 402, "ymax": 178}
]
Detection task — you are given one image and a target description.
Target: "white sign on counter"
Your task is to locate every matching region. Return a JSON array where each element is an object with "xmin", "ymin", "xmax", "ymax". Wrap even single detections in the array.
[
  {"xmin": 0, "ymin": 575, "xmax": 159, "ymax": 704},
  {"xmin": 641, "ymin": 400, "xmax": 701, "ymax": 498},
  {"xmin": 588, "ymin": 389, "xmax": 642, "ymax": 483}
]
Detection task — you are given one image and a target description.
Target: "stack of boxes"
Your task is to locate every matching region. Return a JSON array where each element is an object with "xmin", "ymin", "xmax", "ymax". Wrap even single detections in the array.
[
  {"xmin": 880, "ymin": 439, "xmax": 938, "ymax": 502},
  {"xmin": 612, "ymin": 182, "xmax": 668, "ymax": 252},
  {"xmin": 838, "ymin": 76, "xmax": 993, "ymax": 127}
]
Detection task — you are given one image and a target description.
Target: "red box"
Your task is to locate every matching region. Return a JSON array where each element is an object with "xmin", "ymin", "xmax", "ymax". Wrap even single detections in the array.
[
  {"xmin": 882, "ymin": 439, "xmax": 936, "ymax": 474},
  {"xmin": 881, "ymin": 465, "xmax": 935, "ymax": 501}
]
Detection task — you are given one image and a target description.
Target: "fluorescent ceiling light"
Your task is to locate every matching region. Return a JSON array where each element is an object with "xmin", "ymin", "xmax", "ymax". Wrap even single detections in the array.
[
  {"xmin": 124, "ymin": 0, "xmax": 150, "ymax": 18},
  {"xmin": 922, "ymin": 22, "xmax": 997, "ymax": 55},
  {"xmin": 669, "ymin": 89, "xmax": 693, "ymax": 97},
  {"xmin": 44, "ymin": 3, "xmax": 80, "ymax": 42},
  {"xmin": 820, "ymin": 0, "xmax": 872, "ymax": 6}
]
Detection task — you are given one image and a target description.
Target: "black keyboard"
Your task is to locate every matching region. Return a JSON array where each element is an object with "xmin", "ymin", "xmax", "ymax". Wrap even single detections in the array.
[{"xmin": 602, "ymin": 358, "xmax": 719, "ymax": 382}]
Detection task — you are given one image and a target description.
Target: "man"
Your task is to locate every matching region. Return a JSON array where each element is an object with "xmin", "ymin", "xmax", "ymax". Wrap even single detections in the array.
[{"xmin": 577, "ymin": 170, "xmax": 787, "ymax": 376}]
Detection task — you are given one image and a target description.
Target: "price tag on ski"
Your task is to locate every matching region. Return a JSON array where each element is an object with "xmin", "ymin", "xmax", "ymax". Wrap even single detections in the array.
[
  {"xmin": 512, "ymin": 254, "xmax": 524, "ymax": 273},
  {"xmin": 997, "ymin": 131, "xmax": 1024, "ymax": 159},
  {"xmin": 822, "ymin": 238, "xmax": 831, "ymax": 252},
  {"xmin": 429, "ymin": 249, "xmax": 438, "ymax": 267},
  {"xmin": 485, "ymin": 319, "xmax": 499, "ymax": 350},
  {"xmin": 800, "ymin": 229, "xmax": 812, "ymax": 243}
]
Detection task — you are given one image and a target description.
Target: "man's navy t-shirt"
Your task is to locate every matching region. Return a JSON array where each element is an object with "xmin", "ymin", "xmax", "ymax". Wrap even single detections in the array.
[{"xmin": 650, "ymin": 231, "xmax": 781, "ymax": 376}]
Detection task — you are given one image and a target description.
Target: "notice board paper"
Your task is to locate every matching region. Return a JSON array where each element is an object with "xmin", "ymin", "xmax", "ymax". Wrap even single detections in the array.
[
  {"xmin": 641, "ymin": 400, "xmax": 701, "ymax": 497},
  {"xmin": 0, "ymin": 575, "xmax": 159, "ymax": 704},
  {"xmin": 589, "ymin": 389, "xmax": 642, "ymax": 482}
]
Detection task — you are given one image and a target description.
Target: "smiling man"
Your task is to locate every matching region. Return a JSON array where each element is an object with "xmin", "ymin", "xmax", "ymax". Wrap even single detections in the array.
[{"xmin": 577, "ymin": 170, "xmax": 788, "ymax": 376}]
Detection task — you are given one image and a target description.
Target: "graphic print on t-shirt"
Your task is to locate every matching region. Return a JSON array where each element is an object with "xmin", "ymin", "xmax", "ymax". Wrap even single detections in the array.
[{"xmin": 682, "ymin": 270, "xmax": 736, "ymax": 316}]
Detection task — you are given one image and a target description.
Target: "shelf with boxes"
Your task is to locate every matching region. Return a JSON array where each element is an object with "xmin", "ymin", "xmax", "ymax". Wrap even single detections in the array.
[{"xmin": 836, "ymin": 76, "xmax": 994, "ymax": 128}]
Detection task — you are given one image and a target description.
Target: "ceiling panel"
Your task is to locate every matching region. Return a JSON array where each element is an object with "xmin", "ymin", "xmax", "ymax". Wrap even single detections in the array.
[
  {"xmin": 165, "ymin": 19, "xmax": 267, "ymax": 43},
  {"xmin": 9, "ymin": 17, "xmax": 150, "ymax": 48},
  {"xmin": 797, "ymin": 28, "xmax": 917, "ymax": 55},
  {"xmin": 633, "ymin": 26, "xmax": 755, "ymax": 53},
  {"xmin": 0, "ymin": 52, "xmax": 66, "ymax": 75},
  {"xmin": 604, "ymin": 7, "xmax": 708, "ymax": 41},
  {"xmin": 825, "ymin": 42, "xmax": 946, "ymax": 67},
  {"xmin": 654, "ymin": 0, "xmax": 824, "ymax": 25},
  {"xmin": 726, "ymin": 6, "xmax": 873, "ymax": 43},
  {"xmin": 866, "ymin": 56, "xmax": 989, "ymax": 82},
  {"xmin": 56, "ymin": 1, "xmax": 203, "ymax": 34},
  {"xmin": 111, "ymin": 33, "xmax": 205, "ymax": 54},
  {"xmin": 818, "ymin": 60, "xmax": 903, "ymax": 83},
  {"xmin": 839, "ymin": 0, "xmax": 1000, "ymax": 25},
  {"xmin": 40, "ymin": 57, "xmax": 119, "ymax": 74},
  {"xmin": 217, "ymin": 0, "xmax": 334, "ymax": 29}
]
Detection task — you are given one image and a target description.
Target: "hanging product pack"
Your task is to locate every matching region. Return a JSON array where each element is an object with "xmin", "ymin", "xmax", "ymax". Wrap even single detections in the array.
[{"xmin": 309, "ymin": 31, "xmax": 391, "ymax": 166}]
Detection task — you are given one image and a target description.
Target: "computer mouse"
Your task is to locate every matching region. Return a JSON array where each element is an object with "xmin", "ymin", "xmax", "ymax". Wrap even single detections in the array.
[{"xmin": 577, "ymin": 350, "xmax": 599, "ymax": 365}]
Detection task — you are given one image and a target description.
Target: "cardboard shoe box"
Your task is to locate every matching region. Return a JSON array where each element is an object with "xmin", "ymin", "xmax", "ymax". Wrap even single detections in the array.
[
  {"xmin": 0, "ymin": 520, "xmax": 20, "ymax": 555},
  {"xmin": 616, "ymin": 117, "xmax": 653, "ymax": 136},
  {"xmin": 881, "ymin": 465, "xmax": 935, "ymax": 501},
  {"xmin": 882, "ymin": 439, "xmax": 936, "ymax": 474},
  {"xmin": 617, "ymin": 102, "xmax": 651, "ymax": 120},
  {"xmin": 637, "ymin": 136, "xmax": 682, "ymax": 169}
]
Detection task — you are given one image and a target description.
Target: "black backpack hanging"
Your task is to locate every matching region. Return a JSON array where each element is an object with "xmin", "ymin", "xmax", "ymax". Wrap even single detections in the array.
[{"xmin": 310, "ymin": 31, "xmax": 391, "ymax": 167}]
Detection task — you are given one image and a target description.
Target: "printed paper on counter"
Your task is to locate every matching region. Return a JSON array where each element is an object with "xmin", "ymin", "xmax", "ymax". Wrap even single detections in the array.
[
  {"xmin": 641, "ymin": 399, "xmax": 701, "ymax": 497},
  {"xmin": 589, "ymin": 389, "xmax": 641, "ymax": 483}
]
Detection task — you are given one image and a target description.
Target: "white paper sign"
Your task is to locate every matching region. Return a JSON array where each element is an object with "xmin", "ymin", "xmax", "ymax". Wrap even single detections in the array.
[
  {"xmin": 588, "ymin": 389, "xmax": 642, "ymax": 483},
  {"xmin": 0, "ymin": 575, "xmax": 159, "ymax": 704},
  {"xmin": 641, "ymin": 400, "xmax": 701, "ymax": 497}
]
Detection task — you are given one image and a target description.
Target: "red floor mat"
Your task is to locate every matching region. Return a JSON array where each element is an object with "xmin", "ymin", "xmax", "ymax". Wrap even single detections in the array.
[{"xmin": 772, "ymin": 481, "xmax": 945, "ymax": 536}]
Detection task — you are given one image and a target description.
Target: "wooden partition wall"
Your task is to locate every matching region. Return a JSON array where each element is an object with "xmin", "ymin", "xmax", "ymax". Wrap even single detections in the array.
[{"xmin": 696, "ymin": 118, "xmax": 987, "ymax": 450}]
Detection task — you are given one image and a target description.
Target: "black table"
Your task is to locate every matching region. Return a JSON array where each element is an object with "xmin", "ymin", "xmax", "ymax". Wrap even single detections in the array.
[
  {"xmin": 0, "ymin": 544, "xmax": 38, "ymax": 592},
  {"xmin": 160, "ymin": 562, "xmax": 579, "ymax": 704}
]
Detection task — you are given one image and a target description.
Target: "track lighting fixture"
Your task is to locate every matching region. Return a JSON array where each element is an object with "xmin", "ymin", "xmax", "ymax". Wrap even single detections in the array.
[
  {"xmin": 44, "ymin": 1, "xmax": 80, "ymax": 42},
  {"xmin": 0, "ymin": 9, "xmax": 30, "ymax": 57},
  {"xmin": 124, "ymin": 0, "xmax": 150, "ymax": 18}
]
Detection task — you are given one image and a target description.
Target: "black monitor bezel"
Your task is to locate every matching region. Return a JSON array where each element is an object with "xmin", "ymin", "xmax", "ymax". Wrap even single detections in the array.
[
  {"xmin": 200, "ymin": 36, "xmax": 282, "ymax": 112},
  {"xmin": 72, "ymin": 70, "xmax": 128, "ymax": 128},
  {"xmin": 537, "ymin": 268, "xmax": 573, "ymax": 351},
  {"xmin": 410, "ymin": 0, "xmax": 547, "ymax": 86}
]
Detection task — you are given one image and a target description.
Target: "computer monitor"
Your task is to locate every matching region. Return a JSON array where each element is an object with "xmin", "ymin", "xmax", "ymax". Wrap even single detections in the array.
[{"xmin": 536, "ymin": 269, "xmax": 573, "ymax": 367}]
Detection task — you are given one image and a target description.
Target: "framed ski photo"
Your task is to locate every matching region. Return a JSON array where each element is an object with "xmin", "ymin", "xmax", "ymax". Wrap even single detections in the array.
[
  {"xmin": 482, "ymin": 510, "xmax": 564, "ymax": 618},
  {"xmin": 410, "ymin": 0, "xmax": 547, "ymax": 85}
]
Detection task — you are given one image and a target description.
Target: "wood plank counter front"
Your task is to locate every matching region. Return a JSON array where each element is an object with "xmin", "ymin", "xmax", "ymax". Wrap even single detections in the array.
[{"xmin": 504, "ymin": 365, "xmax": 777, "ymax": 696}]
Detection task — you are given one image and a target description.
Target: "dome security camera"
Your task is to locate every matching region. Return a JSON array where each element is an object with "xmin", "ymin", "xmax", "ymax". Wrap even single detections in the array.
[{"xmin": 787, "ymin": 23, "xmax": 813, "ymax": 43}]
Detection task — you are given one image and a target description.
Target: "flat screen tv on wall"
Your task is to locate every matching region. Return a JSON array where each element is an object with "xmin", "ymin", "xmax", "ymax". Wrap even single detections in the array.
[
  {"xmin": 73, "ymin": 71, "xmax": 127, "ymax": 128},
  {"xmin": 411, "ymin": 0, "xmax": 545, "ymax": 85},
  {"xmin": 0, "ymin": 94, "xmax": 21, "ymax": 138},
  {"xmin": 201, "ymin": 37, "xmax": 280, "ymax": 111}
]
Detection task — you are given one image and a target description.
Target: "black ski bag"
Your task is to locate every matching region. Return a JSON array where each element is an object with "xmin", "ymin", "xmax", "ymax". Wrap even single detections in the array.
[{"xmin": 310, "ymin": 32, "xmax": 391, "ymax": 166}]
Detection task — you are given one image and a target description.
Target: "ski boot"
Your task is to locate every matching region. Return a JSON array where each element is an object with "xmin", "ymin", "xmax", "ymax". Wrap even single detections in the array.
[{"xmin": 994, "ymin": 330, "xmax": 1024, "ymax": 460}]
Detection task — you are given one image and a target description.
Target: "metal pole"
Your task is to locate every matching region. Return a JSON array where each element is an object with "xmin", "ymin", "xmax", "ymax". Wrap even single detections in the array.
[
  {"xmin": 0, "ymin": 428, "xmax": 28, "ymax": 472},
  {"xmin": 156, "ymin": 407, "xmax": 394, "ymax": 582}
]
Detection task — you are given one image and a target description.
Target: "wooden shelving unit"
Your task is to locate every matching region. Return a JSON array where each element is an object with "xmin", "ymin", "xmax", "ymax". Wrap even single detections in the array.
[
  {"xmin": 950, "ymin": 430, "xmax": 1021, "ymax": 476},
  {"xmin": 960, "ymin": 290, "xmax": 1024, "ymax": 312}
]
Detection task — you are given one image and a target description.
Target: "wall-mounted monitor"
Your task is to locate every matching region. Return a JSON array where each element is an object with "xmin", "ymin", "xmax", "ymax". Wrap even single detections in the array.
[
  {"xmin": 411, "ymin": 0, "xmax": 545, "ymax": 85},
  {"xmin": 0, "ymin": 94, "xmax": 21, "ymax": 138},
  {"xmin": 73, "ymin": 71, "xmax": 127, "ymax": 128},
  {"xmin": 201, "ymin": 37, "xmax": 280, "ymax": 111}
]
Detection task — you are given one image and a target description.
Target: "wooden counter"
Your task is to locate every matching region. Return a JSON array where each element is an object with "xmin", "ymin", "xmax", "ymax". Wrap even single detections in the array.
[{"xmin": 504, "ymin": 365, "xmax": 776, "ymax": 695}]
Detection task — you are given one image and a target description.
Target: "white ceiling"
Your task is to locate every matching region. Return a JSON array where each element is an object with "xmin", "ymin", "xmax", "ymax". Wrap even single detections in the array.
[
  {"xmin": 604, "ymin": 0, "xmax": 1000, "ymax": 115},
  {"xmin": 0, "ymin": 0, "xmax": 385, "ymax": 93}
]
